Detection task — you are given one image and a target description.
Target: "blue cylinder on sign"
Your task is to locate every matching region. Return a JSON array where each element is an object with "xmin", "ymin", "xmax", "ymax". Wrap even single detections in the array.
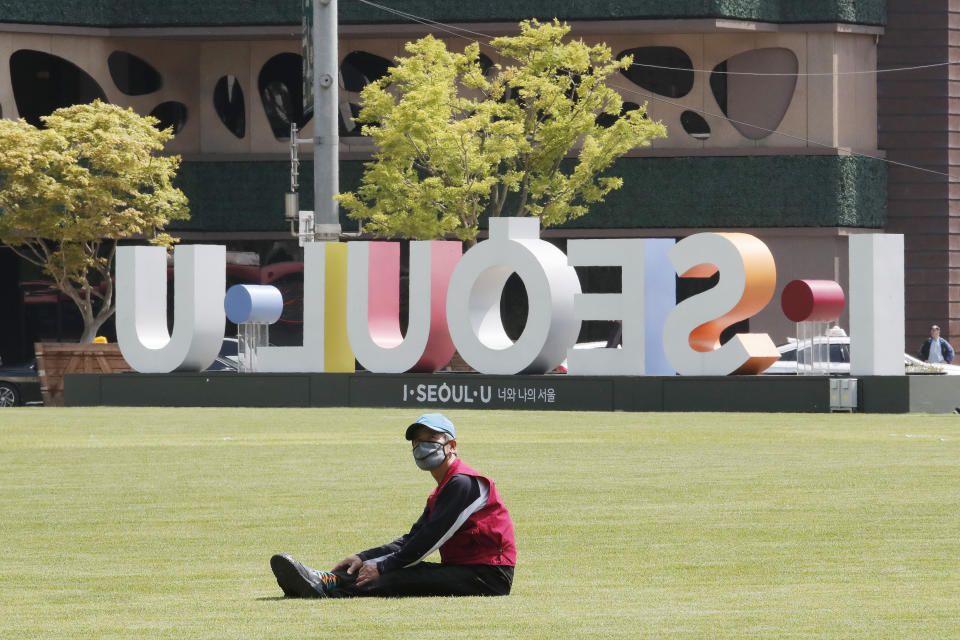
[{"xmin": 224, "ymin": 285, "xmax": 284, "ymax": 324}]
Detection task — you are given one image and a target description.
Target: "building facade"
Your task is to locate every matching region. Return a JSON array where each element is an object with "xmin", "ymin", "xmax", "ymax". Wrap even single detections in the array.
[
  {"xmin": 0, "ymin": 0, "xmax": 922, "ymax": 363},
  {"xmin": 878, "ymin": 0, "xmax": 960, "ymax": 358}
]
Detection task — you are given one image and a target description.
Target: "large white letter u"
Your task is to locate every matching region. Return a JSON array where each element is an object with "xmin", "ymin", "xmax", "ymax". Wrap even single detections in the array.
[{"xmin": 116, "ymin": 245, "xmax": 226, "ymax": 373}]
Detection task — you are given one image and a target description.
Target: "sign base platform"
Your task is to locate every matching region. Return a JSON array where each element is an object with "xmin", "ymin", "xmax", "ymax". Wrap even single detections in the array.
[{"xmin": 62, "ymin": 372, "xmax": 960, "ymax": 413}]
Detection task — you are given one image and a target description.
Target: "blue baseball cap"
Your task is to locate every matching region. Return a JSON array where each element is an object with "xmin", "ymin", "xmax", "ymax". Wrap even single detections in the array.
[{"xmin": 405, "ymin": 413, "xmax": 456, "ymax": 441}]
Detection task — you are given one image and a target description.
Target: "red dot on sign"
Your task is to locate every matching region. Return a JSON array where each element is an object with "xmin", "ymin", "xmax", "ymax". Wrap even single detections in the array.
[{"xmin": 781, "ymin": 279, "xmax": 845, "ymax": 322}]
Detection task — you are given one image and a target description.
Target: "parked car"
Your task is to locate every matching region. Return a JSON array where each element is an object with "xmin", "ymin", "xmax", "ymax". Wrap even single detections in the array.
[
  {"xmin": 0, "ymin": 338, "xmax": 240, "ymax": 407},
  {"xmin": 764, "ymin": 336, "xmax": 851, "ymax": 375},
  {"xmin": 903, "ymin": 353, "xmax": 960, "ymax": 375},
  {"xmin": 205, "ymin": 356, "xmax": 239, "ymax": 372},
  {"xmin": 207, "ymin": 337, "xmax": 240, "ymax": 372},
  {"xmin": 0, "ymin": 359, "xmax": 42, "ymax": 407},
  {"xmin": 558, "ymin": 329, "xmax": 960, "ymax": 376},
  {"xmin": 554, "ymin": 341, "xmax": 618, "ymax": 373},
  {"xmin": 763, "ymin": 334, "xmax": 960, "ymax": 375}
]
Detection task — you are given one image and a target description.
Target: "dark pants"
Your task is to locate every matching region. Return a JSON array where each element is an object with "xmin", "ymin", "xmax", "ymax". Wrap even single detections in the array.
[{"xmin": 330, "ymin": 563, "xmax": 513, "ymax": 598}]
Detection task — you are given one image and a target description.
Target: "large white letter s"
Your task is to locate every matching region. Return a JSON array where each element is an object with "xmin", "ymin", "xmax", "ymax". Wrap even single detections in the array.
[{"xmin": 662, "ymin": 233, "xmax": 779, "ymax": 376}]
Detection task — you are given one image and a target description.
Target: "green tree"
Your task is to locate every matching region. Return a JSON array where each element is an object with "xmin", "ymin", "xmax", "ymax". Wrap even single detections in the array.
[
  {"xmin": 337, "ymin": 19, "xmax": 667, "ymax": 244},
  {"xmin": 0, "ymin": 100, "xmax": 189, "ymax": 343}
]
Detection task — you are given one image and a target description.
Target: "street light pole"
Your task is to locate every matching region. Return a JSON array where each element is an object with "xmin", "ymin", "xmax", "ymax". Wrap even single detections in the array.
[{"xmin": 312, "ymin": 0, "xmax": 340, "ymax": 240}]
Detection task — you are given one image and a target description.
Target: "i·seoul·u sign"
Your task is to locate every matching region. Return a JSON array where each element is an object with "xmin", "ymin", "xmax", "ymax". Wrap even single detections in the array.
[{"xmin": 115, "ymin": 219, "xmax": 904, "ymax": 377}]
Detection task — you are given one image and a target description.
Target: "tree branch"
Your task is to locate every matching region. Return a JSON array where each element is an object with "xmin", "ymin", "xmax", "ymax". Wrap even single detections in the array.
[
  {"xmin": 2, "ymin": 243, "xmax": 46, "ymax": 271},
  {"xmin": 405, "ymin": 133, "xmax": 439, "ymax": 177}
]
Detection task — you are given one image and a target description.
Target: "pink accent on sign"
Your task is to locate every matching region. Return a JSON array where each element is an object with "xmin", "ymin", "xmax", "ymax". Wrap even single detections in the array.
[
  {"xmin": 367, "ymin": 243, "xmax": 403, "ymax": 348},
  {"xmin": 365, "ymin": 241, "xmax": 461, "ymax": 371},
  {"xmin": 781, "ymin": 279, "xmax": 845, "ymax": 322},
  {"xmin": 418, "ymin": 242, "xmax": 462, "ymax": 371}
]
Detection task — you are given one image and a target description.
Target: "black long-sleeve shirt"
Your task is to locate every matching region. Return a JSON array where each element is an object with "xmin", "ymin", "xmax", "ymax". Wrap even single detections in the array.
[{"xmin": 356, "ymin": 474, "xmax": 488, "ymax": 574}]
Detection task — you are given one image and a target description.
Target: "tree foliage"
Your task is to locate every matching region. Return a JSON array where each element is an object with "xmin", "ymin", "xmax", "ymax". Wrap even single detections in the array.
[
  {"xmin": 337, "ymin": 20, "xmax": 667, "ymax": 243},
  {"xmin": 0, "ymin": 100, "xmax": 189, "ymax": 342}
]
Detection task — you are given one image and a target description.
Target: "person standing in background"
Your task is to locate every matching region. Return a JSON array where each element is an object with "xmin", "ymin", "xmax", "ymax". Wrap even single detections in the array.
[{"xmin": 919, "ymin": 325, "xmax": 955, "ymax": 364}]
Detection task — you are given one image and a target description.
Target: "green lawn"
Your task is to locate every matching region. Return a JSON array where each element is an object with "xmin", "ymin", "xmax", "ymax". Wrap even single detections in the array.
[{"xmin": 1, "ymin": 408, "xmax": 958, "ymax": 639}]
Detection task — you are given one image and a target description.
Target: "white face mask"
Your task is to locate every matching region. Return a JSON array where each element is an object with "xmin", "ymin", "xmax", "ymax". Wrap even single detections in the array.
[{"xmin": 412, "ymin": 441, "xmax": 448, "ymax": 470}]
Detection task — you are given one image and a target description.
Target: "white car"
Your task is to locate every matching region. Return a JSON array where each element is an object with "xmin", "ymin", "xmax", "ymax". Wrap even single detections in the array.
[
  {"xmin": 554, "ymin": 341, "xmax": 616, "ymax": 373},
  {"xmin": 763, "ymin": 335, "xmax": 960, "ymax": 375},
  {"xmin": 205, "ymin": 338, "xmax": 240, "ymax": 372},
  {"xmin": 903, "ymin": 353, "xmax": 960, "ymax": 375}
]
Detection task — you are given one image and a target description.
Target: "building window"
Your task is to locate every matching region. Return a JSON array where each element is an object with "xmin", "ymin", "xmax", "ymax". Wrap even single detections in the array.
[
  {"xmin": 339, "ymin": 51, "xmax": 393, "ymax": 136},
  {"xmin": 10, "ymin": 50, "xmax": 107, "ymax": 127},
  {"xmin": 258, "ymin": 53, "xmax": 311, "ymax": 141},
  {"xmin": 710, "ymin": 48, "xmax": 798, "ymax": 140},
  {"xmin": 108, "ymin": 51, "xmax": 162, "ymax": 96},
  {"xmin": 213, "ymin": 75, "xmax": 245, "ymax": 139},
  {"xmin": 710, "ymin": 62, "xmax": 729, "ymax": 115},
  {"xmin": 340, "ymin": 51, "xmax": 392, "ymax": 92},
  {"xmin": 617, "ymin": 47, "xmax": 694, "ymax": 98},
  {"xmin": 149, "ymin": 101, "xmax": 187, "ymax": 135},
  {"xmin": 680, "ymin": 110, "xmax": 710, "ymax": 140}
]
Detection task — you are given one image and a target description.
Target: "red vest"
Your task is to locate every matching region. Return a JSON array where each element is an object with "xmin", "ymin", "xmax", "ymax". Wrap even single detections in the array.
[{"xmin": 426, "ymin": 458, "xmax": 517, "ymax": 567}]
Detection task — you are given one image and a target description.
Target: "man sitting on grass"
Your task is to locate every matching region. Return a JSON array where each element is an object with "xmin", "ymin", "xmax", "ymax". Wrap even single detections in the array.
[{"xmin": 270, "ymin": 413, "xmax": 516, "ymax": 598}]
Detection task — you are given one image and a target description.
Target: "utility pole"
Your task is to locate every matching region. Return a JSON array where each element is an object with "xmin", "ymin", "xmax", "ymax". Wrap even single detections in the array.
[
  {"xmin": 288, "ymin": 0, "xmax": 339, "ymax": 242},
  {"xmin": 311, "ymin": 0, "xmax": 340, "ymax": 240}
]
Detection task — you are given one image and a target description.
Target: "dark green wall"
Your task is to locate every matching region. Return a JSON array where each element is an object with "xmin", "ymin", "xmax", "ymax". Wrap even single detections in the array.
[
  {"xmin": 558, "ymin": 155, "xmax": 887, "ymax": 229},
  {"xmin": 171, "ymin": 155, "xmax": 886, "ymax": 233},
  {"xmin": 0, "ymin": 0, "xmax": 887, "ymax": 27}
]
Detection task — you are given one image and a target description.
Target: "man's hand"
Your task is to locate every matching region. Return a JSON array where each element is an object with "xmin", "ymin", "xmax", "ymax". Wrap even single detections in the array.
[
  {"xmin": 355, "ymin": 561, "xmax": 380, "ymax": 587},
  {"xmin": 331, "ymin": 554, "xmax": 363, "ymax": 575}
]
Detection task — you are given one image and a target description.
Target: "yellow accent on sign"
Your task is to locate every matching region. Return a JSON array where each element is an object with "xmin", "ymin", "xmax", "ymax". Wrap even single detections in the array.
[{"xmin": 323, "ymin": 243, "xmax": 355, "ymax": 372}]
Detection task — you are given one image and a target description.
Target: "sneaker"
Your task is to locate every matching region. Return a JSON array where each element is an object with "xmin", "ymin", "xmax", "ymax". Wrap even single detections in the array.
[{"xmin": 270, "ymin": 553, "xmax": 338, "ymax": 598}]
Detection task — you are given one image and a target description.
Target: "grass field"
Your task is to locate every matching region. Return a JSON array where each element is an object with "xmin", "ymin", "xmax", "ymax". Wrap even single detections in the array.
[{"xmin": 1, "ymin": 408, "xmax": 958, "ymax": 639}]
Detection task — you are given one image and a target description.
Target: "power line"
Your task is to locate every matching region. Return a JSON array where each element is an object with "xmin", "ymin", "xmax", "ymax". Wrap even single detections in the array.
[
  {"xmin": 625, "ymin": 60, "xmax": 955, "ymax": 77},
  {"xmin": 615, "ymin": 84, "xmax": 954, "ymax": 180},
  {"xmin": 354, "ymin": 0, "xmax": 495, "ymax": 41},
  {"xmin": 352, "ymin": 0, "xmax": 957, "ymax": 182},
  {"xmin": 355, "ymin": 0, "xmax": 956, "ymax": 78}
]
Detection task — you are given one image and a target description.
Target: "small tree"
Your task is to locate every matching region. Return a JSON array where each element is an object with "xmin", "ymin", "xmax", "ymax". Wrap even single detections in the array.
[
  {"xmin": 337, "ymin": 19, "xmax": 667, "ymax": 244},
  {"xmin": 0, "ymin": 100, "xmax": 189, "ymax": 343}
]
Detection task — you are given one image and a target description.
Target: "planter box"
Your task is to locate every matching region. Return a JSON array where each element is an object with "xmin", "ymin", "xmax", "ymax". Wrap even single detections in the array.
[{"xmin": 35, "ymin": 343, "xmax": 131, "ymax": 406}]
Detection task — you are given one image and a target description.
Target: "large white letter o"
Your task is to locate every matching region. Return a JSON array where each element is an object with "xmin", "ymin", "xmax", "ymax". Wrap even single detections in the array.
[{"xmin": 446, "ymin": 218, "xmax": 581, "ymax": 374}]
